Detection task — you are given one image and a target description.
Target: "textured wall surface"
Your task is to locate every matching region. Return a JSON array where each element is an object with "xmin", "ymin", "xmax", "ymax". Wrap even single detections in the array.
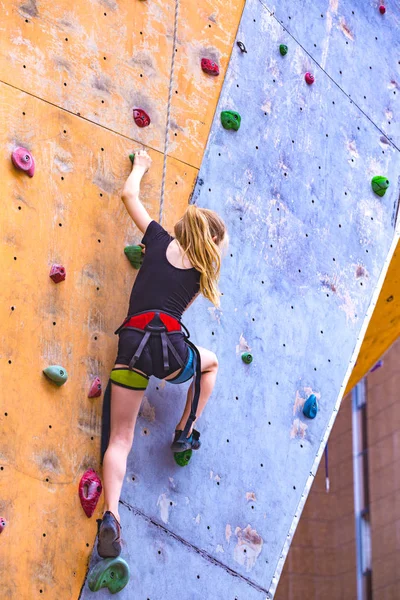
[
  {"xmin": 0, "ymin": 1, "xmax": 244, "ymax": 598},
  {"xmin": 1, "ymin": 0, "xmax": 400, "ymax": 598},
  {"xmin": 79, "ymin": 1, "xmax": 400, "ymax": 599}
]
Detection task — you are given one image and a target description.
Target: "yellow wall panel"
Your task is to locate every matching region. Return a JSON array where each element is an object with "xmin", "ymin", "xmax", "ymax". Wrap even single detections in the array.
[
  {"xmin": 345, "ymin": 242, "xmax": 400, "ymax": 395},
  {"xmin": 0, "ymin": 0, "xmax": 244, "ymax": 168},
  {"xmin": 0, "ymin": 82, "xmax": 197, "ymax": 599}
]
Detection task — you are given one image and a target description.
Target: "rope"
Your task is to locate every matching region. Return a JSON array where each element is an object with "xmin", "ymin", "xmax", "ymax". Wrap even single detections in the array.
[{"xmin": 160, "ymin": 0, "xmax": 180, "ymax": 224}]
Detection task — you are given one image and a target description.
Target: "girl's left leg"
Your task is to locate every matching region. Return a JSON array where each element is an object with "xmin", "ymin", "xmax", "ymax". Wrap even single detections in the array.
[{"xmin": 171, "ymin": 346, "xmax": 218, "ymax": 437}]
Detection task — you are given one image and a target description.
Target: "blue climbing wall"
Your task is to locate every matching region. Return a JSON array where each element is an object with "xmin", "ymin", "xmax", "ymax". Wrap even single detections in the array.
[{"xmin": 80, "ymin": 1, "xmax": 400, "ymax": 597}]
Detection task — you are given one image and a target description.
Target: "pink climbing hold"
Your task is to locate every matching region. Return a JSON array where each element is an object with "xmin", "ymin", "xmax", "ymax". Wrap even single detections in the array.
[
  {"xmin": 88, "ymin": 377, "xmax": 102, "ymax": 398},
  {"xmin": 133, "ymin": 108, "xmax": 151, "ymax": 128},
  {"xmin": 305, "ymin": 72, "xmax": 315, "ymax": 85},
  {"xmin": 49, "ymin": 264, "xmax": 66, "ymax": 284},
  {"xmin": 379, "ymin": 5, "xmax": 386, "ymax": 14},
  {"xmin": 79, "ymin": 469, "xmax": 103, "ymax": 518},
  {"xmin": 201, "ymin": 58, "xmax": 220, "ymax": 76},
  {"xmin": 0, "ymin": 517, "xmax": 6, "ymax": 533},
  {"xmin": 11, "ymin": 147, "xmax": 35, "ymax": 177}
]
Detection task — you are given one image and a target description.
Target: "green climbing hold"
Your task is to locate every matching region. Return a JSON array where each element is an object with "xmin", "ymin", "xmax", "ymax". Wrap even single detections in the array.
[
  {"xmin": 88, "ymin": 557, "xmax": 130, "ymax": 594},
  {"xmin": 43, "ymin": 365, "xmax": 68, "ymax": 386},
  {"xmin": 241, "ymin": 352, "xmax": 253, "ymax": 364},
  {"xmin": 221, "ymin": 110, "xmax": 241, "ymax": 131},
  {"xmin": 124, "ymin": 245, "xmax": 144, "ymax": 269},
  {"xmin": 303, "ymin": 394, "xmax": 318, "ymax": 419},
  {"xmin": 371, "ymin": 176, "xmax": 389, "ymax": 197},
  {"xmin": 129, "ymin": 153, "xmax": 135, "ymax": 164},
  {"xmin": 174, "ymin": 449, "xmax": 193, "ymax": 467},
  {"xmin": 279, "ymin": 44, "xmax": 288, "ymax": 56}
]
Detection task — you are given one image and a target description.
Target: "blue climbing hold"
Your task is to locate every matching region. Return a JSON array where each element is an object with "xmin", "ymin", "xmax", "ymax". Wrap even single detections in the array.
[{"xmin": 303, "ymin": 394, "xmax": 318, "ymax": 419}]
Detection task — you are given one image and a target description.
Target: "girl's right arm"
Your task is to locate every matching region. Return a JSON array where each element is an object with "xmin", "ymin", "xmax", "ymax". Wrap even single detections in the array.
[{"xmin": 121, "ymin": 150, "xmax": 153, "ymax": 234}]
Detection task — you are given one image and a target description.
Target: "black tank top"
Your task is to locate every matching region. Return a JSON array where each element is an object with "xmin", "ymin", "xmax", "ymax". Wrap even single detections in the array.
[{"xmin": 127, "ymin": 220, "xmax": 201, "ymax": 321}]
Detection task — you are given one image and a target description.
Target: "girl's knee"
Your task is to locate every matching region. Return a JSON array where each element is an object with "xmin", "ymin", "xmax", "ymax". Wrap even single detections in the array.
[
  {"xmin": 208, "ymin": 351, "xmax": 218, "ymax": 371},
  {"xmin": 109, "ymin": 432, "xmax": 134, "ymax": 454}
]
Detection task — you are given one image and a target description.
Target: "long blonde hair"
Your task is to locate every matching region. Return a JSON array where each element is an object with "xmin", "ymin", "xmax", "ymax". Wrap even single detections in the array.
[{"xmin": 174, "ymin": 205, "xmax": 227, "ymax": 307}]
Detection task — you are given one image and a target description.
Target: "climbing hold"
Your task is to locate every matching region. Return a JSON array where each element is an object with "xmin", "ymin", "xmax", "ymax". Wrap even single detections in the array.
[
  {"xmin": 379, "ymin": 5, "xmax": 386, "ymax": 14},
  {"xmin": 49, "ymin": 264, "xmax": 66, "ymax": 284},
  {"xmin": 0, "ymin": 517, "xmax": 6, "ymax": 533},
  {"xmin": 133, "ymin": 108, "xmax": 150, "ymax": 128},
  {"xmin": 174, "ymin": 449, "xmax": 193, "ymax": 467},
  {"xmin": 88, "ymin": 377, "xmax": 102, "ymax": 398},
  {"xmin": 241, "ymin": 352, "xmax": 253, "ymax": 364},
  {"xmin": 201, "ymin": 58, "xmax": 219, "ymax": 76},
  {"xmin": 79, "ymin": 469, "xmax": 103, "ymax": 518},
  {"xmin": 305, "ymin": 72, "xmax": 314, "ymax": 85},
  {"xmin": 237, "ymin": 41, "xmax": 247, "ymax": 53},
  {"xmin": 370, "ymin": 359, "xmax": 383, "ymax": 373},
  {"xmin": 303, "ymin": 394, "xmax": 318, "ymax": 419},
  {"xmin": 88, "ymin": 557, "xmax": 130, "ymax": 594},
  {"xmin": 129, "ymin": 153, "xmax": 135, "ymax": 164},
  {"xmin": 43, "ymin": 365, "xmax": 68, "ymax": 386},
  {"xmin": 279, "ymin": 44, "xmax": 288, "ymax": 56},
  {"xmin": 11, "ymin": 147, "xmax": 35, "ymax": 177},
  {"xmin": 371, "ymin": 176, "xmax": 390, "ymax": 197},
  {"xmin": 124, "ymin": 245, "xmax": 144, "ymax": 269},
  {"xmin": 221, "ymin": 110, "xmax": 241, "ymax": 131}
]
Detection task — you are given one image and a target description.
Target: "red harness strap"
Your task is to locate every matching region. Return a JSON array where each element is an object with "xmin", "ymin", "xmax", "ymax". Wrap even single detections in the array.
[{"xmin": 123, "ymin": 312, "xmax": 181, "ymax": 332}]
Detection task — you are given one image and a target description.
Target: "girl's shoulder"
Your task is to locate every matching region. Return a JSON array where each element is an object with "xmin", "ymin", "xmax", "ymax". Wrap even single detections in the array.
[{"xmin": 142, "ymin": 220, "xmax": 173, "ymax": 246}]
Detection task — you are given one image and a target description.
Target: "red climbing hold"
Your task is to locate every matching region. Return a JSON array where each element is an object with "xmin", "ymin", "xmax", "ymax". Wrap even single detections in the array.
[
  {"xmin": 79, "ymin": 469, "xmax": 103, "ymax": 518},
  {"xmin": 305, "ymin": 72, "xmax": 314, "ymax": 85},
  {"xmin": 379, "ymin": 5, "xmax": 386, "ymax": 14},
  {"xmin": 49, "ymin": 264, "xmax": 66, "ymax": 284},
  {"xmin": 133, "ymin": 108, "xmax": 151, "ymax": 128},
  {"xmin": 0, "ymin": 517, "xmax": 6, "ymax": 533},
  {"xmin": 201, "ymin": 58, "xmax": 220, "ymax": 76},
  {"xmin": 11, "ymin": 147, "xmax": 35, "ymax": 177},
  {"xmin": 88, "ymin": 377, "xmax": 102, "ymax": 398}
]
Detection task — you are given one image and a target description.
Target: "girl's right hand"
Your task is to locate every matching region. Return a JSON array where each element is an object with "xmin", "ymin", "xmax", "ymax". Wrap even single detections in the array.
[{"xmin": 132, "ymin": 149, "xmax": 152, "ymax": 174}]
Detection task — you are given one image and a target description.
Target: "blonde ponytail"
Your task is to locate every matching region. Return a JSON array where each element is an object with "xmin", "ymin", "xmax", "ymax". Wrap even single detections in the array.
[{"xmin": 174, "ymin": 205, "xmax": 227, "ymax": 307}]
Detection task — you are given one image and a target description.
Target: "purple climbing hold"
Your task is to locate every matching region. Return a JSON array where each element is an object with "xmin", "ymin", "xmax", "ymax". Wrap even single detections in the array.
[
  {"xmin": 370, "ymin": 360, "xmax": 383, "ymax": 373},
  {"xmin": 305, "ymin": 72, "xmax": 314, "ymax": 85},
  {"xmin": 11, "ymin": 147, "xmax": 35, "ymax": 177},
  {"xmin": 49, "ymin": 264, "xmax": 66, "ymax": 284},
  {"xmin": 133, "ymin": 108, "xmax": 151, "ymax": 128},
  {"xmin": 88, "ymin": 377, "xmax": 102, "ymax": 398},
  {"xmin": 0, "ymin": 517, "xmax": 6, "ymax": 533},
  {"xmin": 201, "ymin": 58, "xmax": 220, "ymax": 76}
]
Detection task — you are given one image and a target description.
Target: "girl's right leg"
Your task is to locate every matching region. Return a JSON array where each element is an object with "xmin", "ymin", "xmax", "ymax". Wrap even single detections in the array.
[
  {"xmin": 173, "ymin": 346, "xmax": 218, "ymax": 436},
  {"xmin": 102, "ymin": 372, "xmax": 145, "ymax": 523}
]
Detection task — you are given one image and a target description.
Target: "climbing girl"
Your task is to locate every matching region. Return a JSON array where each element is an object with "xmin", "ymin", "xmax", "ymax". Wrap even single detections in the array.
[{"xmin": 97, "ymin": 149, "xmax": 227, "ymax": 558}]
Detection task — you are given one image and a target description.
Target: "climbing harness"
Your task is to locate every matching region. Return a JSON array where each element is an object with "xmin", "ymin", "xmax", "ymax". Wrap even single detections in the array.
[{"xmin": 114, "ymin": 310, "xmax": 201, "ymax": 444}]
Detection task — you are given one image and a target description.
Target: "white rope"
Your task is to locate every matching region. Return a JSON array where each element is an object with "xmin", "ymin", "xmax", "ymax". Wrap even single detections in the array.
[{"xmin": 160, "ymin": 0, "xmax": 180, "ymax": 223}]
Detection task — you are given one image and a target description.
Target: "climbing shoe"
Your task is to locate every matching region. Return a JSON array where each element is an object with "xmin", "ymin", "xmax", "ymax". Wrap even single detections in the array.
[
  {"xmin": 96, "ymin": 511, "xmax": 122, "ymax": 558},
  {"xmin": 171, "ymin": 429, "xmax": 201, "ymax": 452}
]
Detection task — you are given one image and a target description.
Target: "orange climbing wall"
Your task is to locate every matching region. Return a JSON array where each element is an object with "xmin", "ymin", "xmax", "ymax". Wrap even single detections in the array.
[
  {"xmin": 0, "ymin": 1, "xmax": 244, "ymax": 598},
  {"xmin": 345, "ymin": 241, "xmax": 400, "ymax": 394}
]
